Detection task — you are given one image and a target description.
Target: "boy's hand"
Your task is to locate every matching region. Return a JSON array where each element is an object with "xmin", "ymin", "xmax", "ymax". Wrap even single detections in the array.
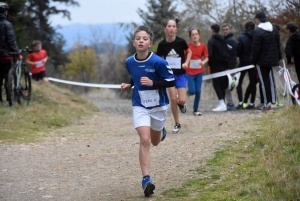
[
  {"xmin": 121, "ymin": 83, "xmax": 131, "ymax": 91},
  {"xmin": 140, "ymin": 77, "xmax": 153, "ymax": 86},
  {"xmin": 182, "ymin": 62, "xmax": 188, "ymax": 69}
]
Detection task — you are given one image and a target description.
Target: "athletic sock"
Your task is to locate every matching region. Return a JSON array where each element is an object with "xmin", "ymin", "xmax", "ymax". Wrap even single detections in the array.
[
  {"xmin": 249, "ymin": 103, "xmax": 254, "ymax": 106},
  {"xmin": 239, "ymin": 102, "xmax": 243, "ymax": 105}
]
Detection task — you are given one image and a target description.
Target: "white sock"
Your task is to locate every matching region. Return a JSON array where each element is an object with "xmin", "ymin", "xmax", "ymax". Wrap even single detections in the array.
[
  {"xmin": 219, "ymin": 99, "xmax": 225, "ymax": 106},
  {"xmin": 249, "ymin": 103, "xmax": 254, "ymax": 106},
  {"xmin": 239, "ymin": 102, "xmax": 243, "ymax": 105}
]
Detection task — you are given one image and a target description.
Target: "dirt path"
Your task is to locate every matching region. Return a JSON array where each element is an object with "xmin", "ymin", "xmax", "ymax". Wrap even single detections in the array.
[{"xmin": 0, "ymin": 99, "xmax": 259, "ymax": 201}]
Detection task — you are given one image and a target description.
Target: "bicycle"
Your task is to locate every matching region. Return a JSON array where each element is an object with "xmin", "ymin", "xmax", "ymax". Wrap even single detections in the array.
[
  {"xmin": 276, "ymin": 60, "xmax": 300, "ymax": 106},
  {"xmin": 6, "ymin": 47, "xmax": 35, "ymax": 106}
]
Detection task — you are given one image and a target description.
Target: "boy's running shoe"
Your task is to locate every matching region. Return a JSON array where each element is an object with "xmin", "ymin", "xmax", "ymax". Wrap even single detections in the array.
[
  {"xmin": 262, "ymin": 105, "xmax": 272, "ymax": 112},
  {"xmin": 193, "ymin": 111, "xmax": 202, "ymax": 116},
  {"xmin": 236, "ymin": 104, "xmax": 244, "ymax": 109},
  {"xmin": 227, "ymin": 104, "xmax": 236, "ymax": 111},
  {"xmin": 177, "ymin": 104, "xmax": 187, "ymax": 113},
  {"xmin": 245, "ymin": 104, "xmax": 255, "ymax": 110},
  {"xmin": 161, "ymin": 127, "xmax": 167, "ymax": 141},
  {"xmin": 142, "ymin": 175, "xmax": 155, "ymax": 197},
  {"xmin": 172, "ymin": 123, "xmax": 181, "ymax": 133}
]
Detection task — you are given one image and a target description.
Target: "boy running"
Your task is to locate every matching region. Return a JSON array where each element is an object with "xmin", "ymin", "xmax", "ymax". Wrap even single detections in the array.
[{"xmin": 121, "ymin": 26, "xmax": 175, "ymax": 197}]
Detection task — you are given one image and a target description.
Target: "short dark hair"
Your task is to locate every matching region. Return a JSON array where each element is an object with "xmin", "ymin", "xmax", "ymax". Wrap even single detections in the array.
[
  {"xmin": 245, "ymin": 20, "xmax": 255, "ymax": 30},
  {"xmin": 286, "ymin": 22, "xmax": 298, "ymax": 33},
  {"xmin": 222, "ymin": 24, "xmax": 231, "ymax": 29},
  {"xmin": 189, "ymin": 29, "xmax": 200, "ymax": 37},
  {"xmin": 164, "ymin": 19, "xmax": 179, "ymax": 28},
  {"xmin": 255, "ymin": 11, "xmax": 267, "ymax": 23},
  {"xmin": 211, "ymin": 24, "xmax": 220, "ymax": 33},
  {"xmin": 133, "ymin": 26, "xmax": 154, "ymax": 42}
]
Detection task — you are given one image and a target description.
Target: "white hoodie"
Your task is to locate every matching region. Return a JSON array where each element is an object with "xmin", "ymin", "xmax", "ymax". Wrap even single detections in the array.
[{"xmin": 258, "ymin": 22, "xmax": 273, "ymax": 32}]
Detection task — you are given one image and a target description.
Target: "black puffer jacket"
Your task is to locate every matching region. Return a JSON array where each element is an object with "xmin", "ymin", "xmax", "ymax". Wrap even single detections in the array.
[
  {"xmin": 285, "ymin": 31, "xmax": 300, "ymax": 64},
  {"xmin": 0, "ymin": 13, "xmax": 18, "ymax": 58},
  {"xmin": 224, "ymin": 33, "xmax": 237, "ymax": 69},
  {"xmin": 237, "ymin": 30, "xmax": 254, "ymax": 66},
  {"xmin": 207, "ymin": 33, "xmax": 229, "ymax": 73},
  {"xmin": 251, "ymin": 22, "xmax": 281, "ymax": 67}
]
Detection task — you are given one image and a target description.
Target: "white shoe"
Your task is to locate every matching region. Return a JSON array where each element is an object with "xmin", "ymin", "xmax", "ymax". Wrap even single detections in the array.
[{"xmin": 212, "ymin": 104, "xmax": 227, "ymax": 112}]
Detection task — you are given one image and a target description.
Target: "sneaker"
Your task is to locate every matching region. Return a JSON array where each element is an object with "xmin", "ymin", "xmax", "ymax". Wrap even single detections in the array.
[
  {"xmin": 193, "ymin": 111, "xmax": 202, "ymax": 116},
  {"xmin": 178, "ymin": 104, "xmax": 187, "ymax": 113},
  {"xmin": 142, "ymin": 175, "xmax": 155, "ymax": 197},
  {"xmin": 271, "ymin": 101, "xmax": 284, "ymax": 109},
  {"xmin": 212, "ymin": 104, "xmax": 227, "ymax": 112},
  {"xmin": 172, "ymin": 123, "xmax": 181, "ymax": 133},
  {"xmin": 236, "ymin": 104, "xmax": 244, "ymax": 109},
  {"xmin": 245, "ymin": 104, "xmax": 255, "ymax": 110},
  {"xmin": 255, "ymin": 104, "xmax": 264, "ymax": 110},
  {"xmin": 262, "ymin": 105, "xmax": 272, "ymax": 112},
  {"xmin": 161, "ymin": 127, "xmax": 167, "ymax": 141},
  {"xmin": 227, "ymin": 104, "xmax": 236, "ymax": 111}
]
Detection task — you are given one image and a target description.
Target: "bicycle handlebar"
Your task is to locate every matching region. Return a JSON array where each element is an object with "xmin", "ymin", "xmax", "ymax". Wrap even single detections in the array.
[{"xmin": 8, "ymin": 46, "xmax": 39, "ymax": 55}]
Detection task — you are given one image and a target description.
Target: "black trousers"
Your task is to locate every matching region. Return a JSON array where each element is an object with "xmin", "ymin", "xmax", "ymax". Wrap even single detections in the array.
[
  {"xmin": 0, "ymin": 62, "xmax": 11, "ymax": 101},
  {"xmin": 213, "ymin": 75, "xmax": 228, "ymax": 100},
  {"xmin": 236, "ymin": 67, "xmax": 257, "ymax": 104},
  {"xmin": 256, "ymin": 65, "xmax": 276, "ymax": 105}
]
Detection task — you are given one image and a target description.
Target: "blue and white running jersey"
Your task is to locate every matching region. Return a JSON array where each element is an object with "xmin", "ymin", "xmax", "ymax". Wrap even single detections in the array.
[{"xmin": 125, "ymin": 52, "xmax": 174, "ymax": 109}]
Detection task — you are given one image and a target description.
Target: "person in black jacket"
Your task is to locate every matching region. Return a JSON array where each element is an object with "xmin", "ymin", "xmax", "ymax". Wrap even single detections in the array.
[
  {"xmin": 285, "ymin": 22, "xmax": 300, "ymax": 83},
  {"xmin": 236, "ymin": 20, "xmax": 257, "ymax": 109},
  {"xmin": 207, "ymin": 24, "xmax": 229, "ymax": 112},
  {"xmin": 222, "ymin": 24, "xmax": 238, "ymax": 111},
  {"xmin": 0, "ymin": 2, "xmax": 19, "ymax": 104},
  {"xmin": 251, "ymin": 11, "xmax": 281, "ymax": 111}
]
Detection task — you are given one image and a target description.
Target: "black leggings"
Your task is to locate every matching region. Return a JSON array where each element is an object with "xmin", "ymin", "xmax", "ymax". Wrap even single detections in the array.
[
  {"xmin": 256, "ymin": 65, "xmax": 276, "ymax": 104},
  {"xmin": 0, "ymin": 62, "xmax": 11, "ymax": 101},
  {"xmin": 213, "ymin": 75, "xmax": 228, "ymax": 100}
]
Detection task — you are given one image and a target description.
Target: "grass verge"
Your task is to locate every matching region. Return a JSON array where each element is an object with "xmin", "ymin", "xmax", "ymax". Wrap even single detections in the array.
[
  {"xmin": 0, "ymin": 82, "xmax": 98, "ymax": 143},
  {"xmin": 158, "ymin": 106, "xmax": 300, "ymax": 200}
]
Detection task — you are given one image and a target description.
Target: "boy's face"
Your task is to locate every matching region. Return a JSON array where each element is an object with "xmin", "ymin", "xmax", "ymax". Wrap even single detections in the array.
[
  {"xmin": 34, "ymin": 44, "xmax": 42, "ymax": 51},
  {"xmin": 132, "ymin": 31, "xmax": 153, "ymax": 52},
  {"xmin": 190, "ymin": 30, "xmax": 200, "ymax": 42},
  {"xmin": 164, "ymin": 20, "xmax": 177, "ymax": 37},
  {"xmin": 222, "ymin": 26, "xmax": 230, "ymax": 36}
]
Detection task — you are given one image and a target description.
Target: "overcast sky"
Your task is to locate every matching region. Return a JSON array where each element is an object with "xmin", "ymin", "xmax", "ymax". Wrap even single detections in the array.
[{"xmin": 50, "ymin": 0, "xmax": 147, "ymax": 26}]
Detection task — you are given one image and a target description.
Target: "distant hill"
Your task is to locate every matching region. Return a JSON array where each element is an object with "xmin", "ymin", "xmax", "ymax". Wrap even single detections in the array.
[{"xmin": 54, "ymin": 23, "xmax": 132, "ymax": 51}]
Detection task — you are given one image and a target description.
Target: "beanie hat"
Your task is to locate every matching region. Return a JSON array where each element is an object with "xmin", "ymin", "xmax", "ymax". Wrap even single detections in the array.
[{"xmin": 255, "ymin": 11, "xmax": 267, "ymax": 21}]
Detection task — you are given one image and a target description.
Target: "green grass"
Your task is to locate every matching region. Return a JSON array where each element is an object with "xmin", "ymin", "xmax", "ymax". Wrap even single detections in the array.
[
  {"xmin": 0, "ymin": 82, "xmax": 98, "ymax": 143},
  {"xmin": 157, "ymin": 106, "xmax": 300, "ymax": 201}
]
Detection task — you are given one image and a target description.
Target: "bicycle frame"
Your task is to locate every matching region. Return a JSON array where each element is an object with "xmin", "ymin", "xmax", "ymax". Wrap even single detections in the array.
[{"xmin": 276, "ymin": 60, "xmax": 300, "ymax": 105}]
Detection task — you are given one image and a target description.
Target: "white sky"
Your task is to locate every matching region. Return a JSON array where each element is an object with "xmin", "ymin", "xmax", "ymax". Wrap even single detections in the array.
[{"xmin": 50, "ymin": 0, "xmax": 147, "ymax": 26}]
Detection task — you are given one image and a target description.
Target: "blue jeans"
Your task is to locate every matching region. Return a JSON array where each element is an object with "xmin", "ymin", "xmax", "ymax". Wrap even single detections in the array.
[{"xmin": 186, "ymin": 73, "xmax": 203, "ymax": 111}]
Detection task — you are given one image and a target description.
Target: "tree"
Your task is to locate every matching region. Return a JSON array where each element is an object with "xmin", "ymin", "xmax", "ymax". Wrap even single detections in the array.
[{"xmin": 63, "ymin": 43, "xmax": 97, "ymax": 93}]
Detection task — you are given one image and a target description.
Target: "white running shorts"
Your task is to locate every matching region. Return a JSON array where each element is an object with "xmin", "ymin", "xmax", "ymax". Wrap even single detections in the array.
[{"xmin": 132, "ymin": 106, "xmax": 168, "ymax": 131}]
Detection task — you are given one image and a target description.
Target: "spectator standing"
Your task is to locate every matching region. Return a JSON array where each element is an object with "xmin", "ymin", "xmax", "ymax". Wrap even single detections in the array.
[
  {"xmin": 156, "ymin": 19, "xmax": 192, "ymax": 133},
  {"xmin": 207, "ymin": 24, "xmax": 230, "ymax": 112},
  {"xmin": 222, "ymin": 24, "xmax": 238, "ymax": 111},
  {"xmin": 185, "ymin": 29, "xmax": 209, "ymax": 116},
  {"xmin": 26, "ymin": 40, "xmax": 49, "ymax": 82},
  {"xmin": 236, "ymin": 20, "xmax": 257, "ymax": 109},
  {"xmin": 285, "ymin": 22, "xmax": 300, "ymax": 83},
  {"xmin": 0, "ymin": 2, "xmax": 19, "ymax": 104},
  {"xmin": 251, "ymin": 11, "xmax": 281, "ymax": 111}
]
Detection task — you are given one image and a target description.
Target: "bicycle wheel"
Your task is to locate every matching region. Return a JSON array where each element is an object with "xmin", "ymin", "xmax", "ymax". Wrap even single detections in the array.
[
  {"xmin": 6, "ymin": 67, "xmax": 16, "ymax": 106},
  {"xmin": 19, "ymin": 69, "xmax": 32, "ymax": 106},
  {"xmin": 291, "ymin": 84, "xmax": 299, "ymax": 105}
]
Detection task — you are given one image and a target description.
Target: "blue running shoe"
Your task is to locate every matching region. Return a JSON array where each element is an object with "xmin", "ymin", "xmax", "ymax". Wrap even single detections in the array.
[
  {"xmin": 227, "ymin": 104, "xmax": 236, "ymax": 111},
  {"xmin": 161, "ymin": 127, "xmax": 167, "ymax": 141},
  {"xmin": 142, "ymin": 175, "xmax": 155, "ymax": 197}
]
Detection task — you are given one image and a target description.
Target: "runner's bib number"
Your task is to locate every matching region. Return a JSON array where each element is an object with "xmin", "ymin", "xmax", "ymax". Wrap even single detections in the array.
[
  {"xmin": 138, "ymin": 90, "xmax": 160, "ymax": 108},
  {"xmin": 166, "ymin": 57, "xmax": 181, "ymax": 69},
  {"xmin": 36, "ymin": 60, "xmax": 44, "ymax": 68},
  {"xmin": 189, "ymin": 59, "xmax": 202, "ymax": 69}
]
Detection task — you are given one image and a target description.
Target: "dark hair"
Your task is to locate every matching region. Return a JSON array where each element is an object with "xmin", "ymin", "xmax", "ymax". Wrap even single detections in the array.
[
  {"xmin": 255, "ymin": 11, "xmax": 267, "ymax": 23},
  {"xmin": 133, "ymin": 26, "xmax": 154, "ymax": 42},
  {"xmin": 273, "ymin": 24, "xmax": 281, "ymax": 31},
  {"xmin": 32, "ymin": 40, "xmax": 42, "ymax": 47},
  {"xmin": 286, "ymin": 22, "xmax": 298, "ymax": 33},
  {"xmin": 245, "ymin": 20, "xmax": 255, "ymax": 30},
  {"xmin": 189, "ymin": 29, "xmax": 200, "ymax": 37},
  {"xmin": 211, "ymin": 24, "xmax": 220, "ymax": 33},
  {"xmin": 222, "ymin": 24, "xmax": 231, "ymax": 29},
  {"xmin": 164, "ymin": 19, "xmax": 179, "ymax": 28}
]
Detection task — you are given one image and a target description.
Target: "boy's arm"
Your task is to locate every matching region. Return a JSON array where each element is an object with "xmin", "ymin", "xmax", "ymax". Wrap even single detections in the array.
[{"xmin": 183, "ymin": 48, "xmax": 192, "ymax": 69}]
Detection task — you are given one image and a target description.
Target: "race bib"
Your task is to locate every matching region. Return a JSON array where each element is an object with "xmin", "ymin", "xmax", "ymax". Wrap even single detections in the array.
[
  {"xmin": 138, "ymin": 90, "xmax": 160, "ymax": 108},
  {"xmin": 190, "ymin": 59, "xmax": 202, "ymax": 69},
  {"xmin": 166, "ymin": 57, "xmax": 181, "ymax": 69},
  {"xmin": 36, "ymin": 60, "xmax": 44, "ymax": 68}
]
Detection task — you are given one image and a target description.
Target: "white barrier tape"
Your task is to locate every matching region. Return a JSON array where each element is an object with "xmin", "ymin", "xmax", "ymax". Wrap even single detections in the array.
[
  {"xmin": 202, "ymin": 65, "xmax": 254, "ymax": 80},
  {"xmin": 47, "ymin": 65, "xmax": 255, "ymax": 89}
]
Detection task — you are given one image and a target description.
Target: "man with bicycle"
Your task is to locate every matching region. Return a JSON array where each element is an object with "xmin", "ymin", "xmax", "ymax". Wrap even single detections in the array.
[{"xmin": 0, "ymin": 2, "xmax": 20, "ymax": 104}]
